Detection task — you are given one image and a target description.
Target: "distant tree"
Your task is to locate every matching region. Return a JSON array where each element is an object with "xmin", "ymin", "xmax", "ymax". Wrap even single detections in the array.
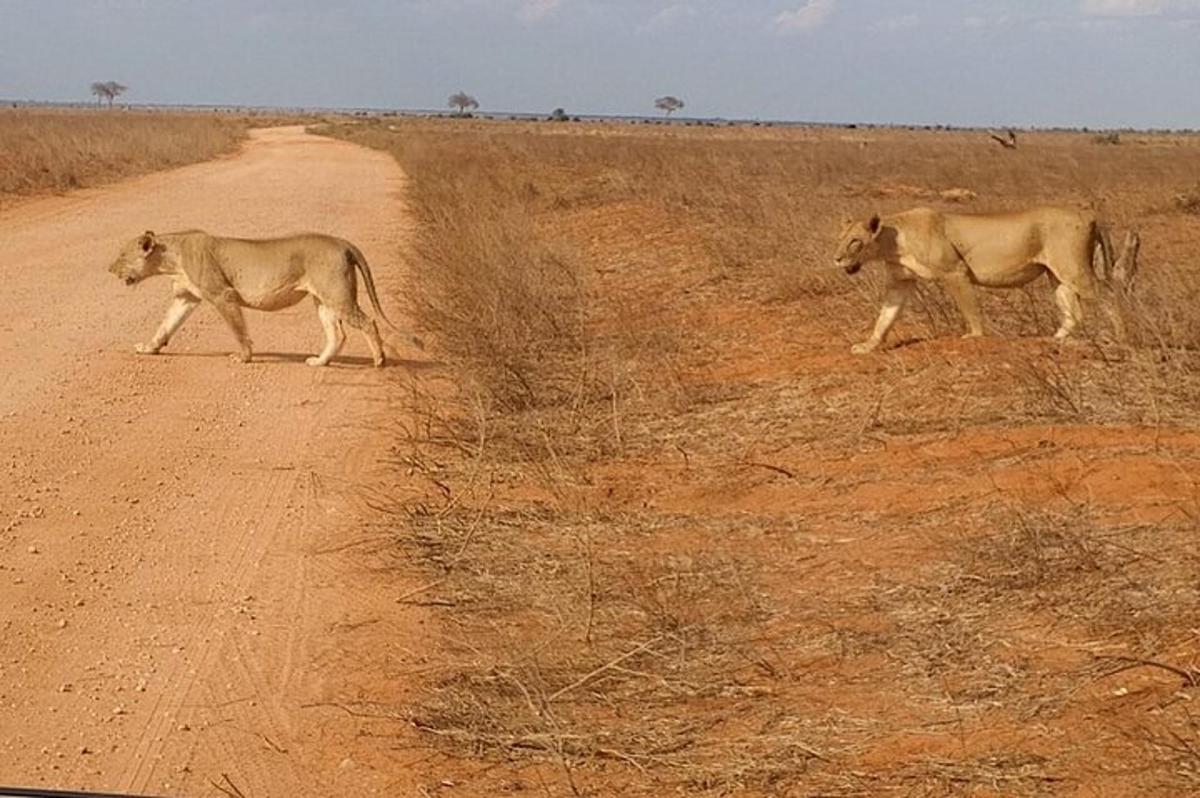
[
  {"xmin": 103, "ymin": 81, "xmax": 127, "ymax": 107},
  {"xmin": 89, "ymin": 81, "xmax": 128, "ymax": 108},
  {"xmin": 548, "ymin": 107, "xmax": 569, "ymax": 122},
  {"xmin": 654, "ymin": 96, "xmax": 685, "ymax": 117},
  {"xmin": 448, "ymin": 91, "xmax": 479, "ymax": 116},
  {"xmin": 90, "ymin": 82, "xmax": 108, "ymax": 107}
]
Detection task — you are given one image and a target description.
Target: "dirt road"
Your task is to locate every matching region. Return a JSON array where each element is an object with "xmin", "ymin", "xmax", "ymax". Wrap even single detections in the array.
[{"xmin": 0, "ymin": 128, "xmax": 425, "ymax": 796}]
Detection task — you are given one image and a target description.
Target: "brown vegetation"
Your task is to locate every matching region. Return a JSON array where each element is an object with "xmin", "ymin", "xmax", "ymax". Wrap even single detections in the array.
[
  {"xmin": 1178, "ymin": 184, "xmax": 1200, "ymax": 215},
  {"xmin": 323, "ymin": 118, "xmax": 1200, "ymax": 795},
  {"xmin": 0, "ymin": 109, "xmax": 254, "ymax": 202}
]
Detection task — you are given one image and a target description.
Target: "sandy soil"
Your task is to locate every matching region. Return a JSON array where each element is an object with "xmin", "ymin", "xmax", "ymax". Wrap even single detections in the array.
[{"xmin": 0, "ymin": 128, "xmax": 425, "ymax": 796}]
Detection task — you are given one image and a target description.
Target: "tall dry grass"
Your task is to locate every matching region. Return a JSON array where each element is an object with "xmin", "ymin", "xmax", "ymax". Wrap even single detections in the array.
[
  {"xmin": 0, "ymin": 109, "xmax": 251, "ymax": 200},
  {"xmin": 324, "ymin": 118, "xmax": 1200, "ymax": 795}
]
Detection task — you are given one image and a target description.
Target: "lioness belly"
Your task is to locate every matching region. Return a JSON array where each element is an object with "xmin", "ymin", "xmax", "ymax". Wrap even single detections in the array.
[
  {"xmin": 239, "ymin": 287, "xmax": 309, "ymax": 311},
  {"xmin": 968, "ymin": 261, "xmax": 1046, "ymax": 288}
]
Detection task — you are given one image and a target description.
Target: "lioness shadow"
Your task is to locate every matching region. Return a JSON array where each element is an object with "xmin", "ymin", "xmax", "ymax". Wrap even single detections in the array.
[
  {"xmin": 157, "ymin": 350, "xmax": 444, "ymax": 371},
  {"xmin": 890, "ymin": 337, "xmax": 927, "ymax": 351}
]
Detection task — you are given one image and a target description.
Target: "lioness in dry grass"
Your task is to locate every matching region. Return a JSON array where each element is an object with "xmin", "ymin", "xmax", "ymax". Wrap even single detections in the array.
[
  {"xmin": 834, "ymin": 206, "xmax": 1136, "ymax": 354},
  {"xmin": 109, "ymin": 230, "xmax": 395, "ymax": 367}
]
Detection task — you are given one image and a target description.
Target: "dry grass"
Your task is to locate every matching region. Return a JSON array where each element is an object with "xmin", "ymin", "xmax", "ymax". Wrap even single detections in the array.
[
  {"xmin": 0, "ymin": 109, "xmax": 257, "ymax": 201},
  {"xmin": 1178, "ymin": 184, "xmax": 1200, "ymax": 214},
  {"xmin": 324, "ymin": 118, "xmax": 1200, "ymax": 795}
]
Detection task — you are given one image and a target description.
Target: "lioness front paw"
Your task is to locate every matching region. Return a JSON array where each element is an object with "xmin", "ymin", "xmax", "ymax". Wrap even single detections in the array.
[
  {"xmin": 230, "ymin": 351, "xmax": 252, "ymax": 364},
  {"xmin": 851, "ymin": 341, "xmax": 878, "ymax": 355},
  {"xmin": 305, "ymin": 356, "xmax": 327, "ymax": 367},
  {"xmin": 134, "ymin": 343, "xmax": 161, "ymax": 355}
]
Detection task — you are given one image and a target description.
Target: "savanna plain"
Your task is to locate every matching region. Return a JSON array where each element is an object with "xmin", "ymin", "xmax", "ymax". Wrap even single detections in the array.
[{"xmin": 4, "ymin": 109, "xmax": 1200, "ymax": 796}]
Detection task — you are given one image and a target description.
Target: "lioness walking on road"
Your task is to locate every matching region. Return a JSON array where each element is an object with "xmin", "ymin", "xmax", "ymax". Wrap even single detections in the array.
[
  {"xmin": 109, "ymin": 230, "xmax": 397, "ymax": 367},
  {"xmin": 833, "ymin": 206, "xmax": 1137, "ymax": 354}
]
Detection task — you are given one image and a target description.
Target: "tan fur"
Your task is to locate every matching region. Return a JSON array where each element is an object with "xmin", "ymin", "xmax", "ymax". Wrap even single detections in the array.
[
  {"xmin": 833, "ymin": 206, "xmax": 1119, "ymax": 354},
  {"xmin": 109, "ymin": 230, "xmax": 394, "ymax": 367}
]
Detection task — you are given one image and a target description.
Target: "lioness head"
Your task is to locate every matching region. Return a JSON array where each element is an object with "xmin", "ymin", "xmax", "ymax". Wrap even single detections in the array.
[
  {"xmin": 834, "ymin": 215, "xmax": 882, "ymax": 275},
  {"xmin": 109, "ymin": 231, "xmax": 162, "ymax": 285}
]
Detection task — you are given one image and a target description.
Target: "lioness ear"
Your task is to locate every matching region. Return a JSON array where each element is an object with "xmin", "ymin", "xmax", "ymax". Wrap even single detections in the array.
[
  {"xmin": 139, "ymin": 231, "xmax": 156, "ymax": 253},
  {"xmin": 867, "ymin": 215, "xmax": 882, "ymax": 235}
]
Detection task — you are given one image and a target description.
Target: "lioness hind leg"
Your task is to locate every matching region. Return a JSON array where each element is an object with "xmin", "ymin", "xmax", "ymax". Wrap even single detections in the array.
[
  {"xmin": 1052, "ymin": 282, "xmax": 1084, "ymax": 340},
  {"xmin": 942, "ymin": 272, "xmax": 986, "ymax": 339},
  {"xmin": 307, "ymin": 303, "xmax": 346, "ymax": 367},
  {"xmin": 343, "ymin": 307, "xmax": 386, "ymax": 368}
]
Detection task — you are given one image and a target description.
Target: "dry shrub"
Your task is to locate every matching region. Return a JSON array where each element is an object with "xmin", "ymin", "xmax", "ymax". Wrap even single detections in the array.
[
  {"xmin": 0, "ymin": 109, "xmax": 250, "ymax": 200},
  {"xmin": 956, "ymin": 504, "xmax": 1198, "ymax": 626},
  {"xmin": 326, "ymin": 124, "xmax": 595, "ymax": 417},
  {"xmin": 1177, "ymin": 184, "xmax": 1200, "ymax": 214},
  {"xmin": 398, "ymin": 506, "xmax": 831, "ymax": 791}
]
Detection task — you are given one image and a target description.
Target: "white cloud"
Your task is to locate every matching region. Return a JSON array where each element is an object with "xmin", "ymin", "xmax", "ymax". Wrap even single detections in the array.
[
  {"xmin": 1081, "ymin": 0, "xmax": 1166, "ymax": 16},
  {"xmin": 963, "ymin": 13, "xmax": 1013, "ymax": 28},
  {"xmin": 518, "ymin": 0, "xmax": 562, "ymax": 22},
  {"xmin": 875, "ymin": 14, "xmax": 919, "ymax": 31},
  {"xmin": 1081, "ymin": 0, "xmax": 1200, "ymax": 15},
  {"xmin": 774, "ymin": 0, "xmax": 836, "ymax": 35},
  {"xmin": 638, "ymin": 3, "xmax": 698, "ymax": 33}
]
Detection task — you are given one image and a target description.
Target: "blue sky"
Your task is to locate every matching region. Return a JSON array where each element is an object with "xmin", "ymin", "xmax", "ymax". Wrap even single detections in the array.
[{"xmin": 1, "ymin": 0, "xmax": 1197, "ymax": 127}]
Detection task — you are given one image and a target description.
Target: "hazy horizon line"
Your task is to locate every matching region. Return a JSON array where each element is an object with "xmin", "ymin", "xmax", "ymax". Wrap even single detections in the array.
[{"xmin": 5, "ymin": 98, "xmax": 1197, "ymax": 135}]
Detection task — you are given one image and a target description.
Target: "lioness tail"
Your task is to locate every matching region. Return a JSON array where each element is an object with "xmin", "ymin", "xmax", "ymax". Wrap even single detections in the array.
[
  {"xmin": 345, "ymin": 243, "xmax": 394, "ymax": 327},
  {"xmin": 345, "ymin": 243, "xmax": 426, "ymax": 352}
]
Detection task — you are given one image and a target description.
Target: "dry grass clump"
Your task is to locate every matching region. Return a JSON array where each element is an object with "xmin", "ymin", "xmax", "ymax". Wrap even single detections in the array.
[
  {"xmin": 321, "ymin": 124, "xmax": 594, "ymax": 416},
  {"xmin": 1177, "ymin": 184, "xmax": 1200, "ymax": 214},
  {"xmin": 398, "ymin": 504, "xmax": 841, "ymax": 792},
  {"xmin": 325, "ymin": 118, "xmax": 1200, "ymax": 794},
  {"xmin": 0, "ymin": 109, "xmax": 249, "ymax": 201},
  {"xmin": 955, "ymin": 504, "xmax": 1200, "ymax": 635}
]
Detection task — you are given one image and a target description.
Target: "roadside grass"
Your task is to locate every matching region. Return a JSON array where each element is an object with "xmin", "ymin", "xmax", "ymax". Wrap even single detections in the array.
[
  {"xmin": 324, "ymin": 118, "xmax": 1200, "ymax": 795},
  {"xmin": 0, "ymin": 109, "xmax": 269, "ymax": 201}
]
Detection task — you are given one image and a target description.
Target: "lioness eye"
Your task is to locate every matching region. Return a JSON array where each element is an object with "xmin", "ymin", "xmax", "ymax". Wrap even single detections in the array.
[{"xmin": 848, "ymin": 240, "xmax": 862, "ymax": 253}]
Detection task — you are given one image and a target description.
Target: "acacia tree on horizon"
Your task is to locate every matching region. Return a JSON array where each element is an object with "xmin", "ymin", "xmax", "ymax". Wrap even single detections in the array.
[
  {"xmin": 90, "ymin": 81, "xmax": 128, "ymax": 108},
  {"xmin": 655, "ymin": 95, "xmax": 685, "ymax": 117},
  {"xmin": 448, "ymin": 91, "xmax": 479, "ymax": 116}
]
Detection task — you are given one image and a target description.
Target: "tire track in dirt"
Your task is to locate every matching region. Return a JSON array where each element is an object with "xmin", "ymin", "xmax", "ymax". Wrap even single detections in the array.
[{"xmin": 0, "ymin": 127, "xmax": 427, "ymax": 796}]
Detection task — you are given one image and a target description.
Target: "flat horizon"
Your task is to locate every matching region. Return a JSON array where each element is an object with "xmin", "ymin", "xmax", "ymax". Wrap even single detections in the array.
[{"xmin": 4, "ymin": 98, "xmax": 1197, "ymax": 134}]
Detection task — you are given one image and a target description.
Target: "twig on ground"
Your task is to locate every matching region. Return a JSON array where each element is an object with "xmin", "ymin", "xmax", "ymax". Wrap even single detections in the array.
[
  {"xmin": 547, "ymin": 636, "xmax": 666, "ymax": 702},
  {"xmin": 1098, "ymin": 655, "xmax": 1200, "ymax": 687},
  {"xmin": 209, "ymin": 773, "xmax": 248, "ymax": 798}
]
